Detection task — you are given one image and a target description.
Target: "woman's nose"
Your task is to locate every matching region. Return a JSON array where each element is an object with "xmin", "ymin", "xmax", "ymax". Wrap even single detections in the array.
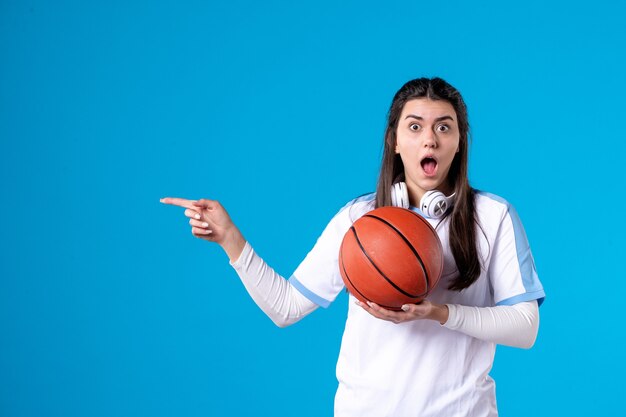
[{"xmin": 423, "ymin": 133, "xmax": 437, "ymax": 148}]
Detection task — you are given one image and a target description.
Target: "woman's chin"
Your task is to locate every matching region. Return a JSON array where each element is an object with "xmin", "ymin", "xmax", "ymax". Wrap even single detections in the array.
[{"xmin": 406, "ymin": 178, "xmax": 442, "ymax": 196}]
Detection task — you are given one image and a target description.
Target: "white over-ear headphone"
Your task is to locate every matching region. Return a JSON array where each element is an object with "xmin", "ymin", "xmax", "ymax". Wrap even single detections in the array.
[{"xmin": 391, "ymin": 182, "xmax": 455, "ymax": 219}]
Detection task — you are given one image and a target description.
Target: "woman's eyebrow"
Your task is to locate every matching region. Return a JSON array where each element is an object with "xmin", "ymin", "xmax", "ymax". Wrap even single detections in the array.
[{"xmin": 404, "ymin": 114, "xmax": 455, "ymax": 122}]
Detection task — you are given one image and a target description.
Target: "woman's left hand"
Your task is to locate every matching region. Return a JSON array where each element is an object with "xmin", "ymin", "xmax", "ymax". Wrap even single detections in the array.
[{"xmin": 356, "ymin": 300, "xmax": 449, "ymax": 325}]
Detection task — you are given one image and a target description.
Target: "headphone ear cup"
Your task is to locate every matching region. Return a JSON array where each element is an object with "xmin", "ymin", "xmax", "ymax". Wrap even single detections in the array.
[
  {"xmin": 420, "ymin": 191, "xmax": 450, "ymax": 219},
  {"xmin": 391, "ymin": 182, "xmax": 410, "ymax": 209}
]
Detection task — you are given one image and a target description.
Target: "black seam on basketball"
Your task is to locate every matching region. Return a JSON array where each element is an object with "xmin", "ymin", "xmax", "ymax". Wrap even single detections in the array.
[
  {"xmin": 404, "ymin": 210, "xmax": 444, "ymax": 280},
  {"xmin": 400, "ymin": 210, "xmax": 443, "ymax": 292},
  {"xmin": 362, "ymin": 214, "xmax": 430, "ymax": 297},
  {"xmin": 352, "ymin": 222, "xmax": 427, "ymax": 298},
  {"xmin": 341, "ymin": 231, "xmax": 398, "ymax": 310}
]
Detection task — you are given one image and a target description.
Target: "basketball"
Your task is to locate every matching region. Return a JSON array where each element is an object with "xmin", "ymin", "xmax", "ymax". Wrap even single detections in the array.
[{"xmin": 338, "ymin": 206, "xmax": 444, "ymax": 310}]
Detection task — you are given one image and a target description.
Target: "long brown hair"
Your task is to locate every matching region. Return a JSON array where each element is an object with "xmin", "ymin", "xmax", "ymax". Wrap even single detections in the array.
[{"xmin": 375, "ymin": 77, "xmax": 481, "ymax": 291}]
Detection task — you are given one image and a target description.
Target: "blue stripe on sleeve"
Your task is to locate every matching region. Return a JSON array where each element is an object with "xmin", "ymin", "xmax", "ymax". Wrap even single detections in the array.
[
  {"xmin": 479, "ymin": 192, "xmax": 546, "ymax": 307},
  {"xmin": 496, "ymin": 290, "xmax": 545, "ymax": 306},
  {"xmin": 289, "ymin": 275, "xmax": 332, "ymax": 308}
]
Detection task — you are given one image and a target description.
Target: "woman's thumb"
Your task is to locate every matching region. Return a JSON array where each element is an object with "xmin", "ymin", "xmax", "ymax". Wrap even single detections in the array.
[{"xmin": 193, "ymin": 199, "xmax": 210, "ymax": 208}]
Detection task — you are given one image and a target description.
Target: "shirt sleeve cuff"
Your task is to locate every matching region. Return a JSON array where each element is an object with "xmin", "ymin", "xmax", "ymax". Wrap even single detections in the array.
[
  {"xmin": 229, "ymin": 241, "xmax": 252, "ymax": 269},
  {"xmin": 442, "ymin": 303, "xmax": 461, "ymax": 329}
]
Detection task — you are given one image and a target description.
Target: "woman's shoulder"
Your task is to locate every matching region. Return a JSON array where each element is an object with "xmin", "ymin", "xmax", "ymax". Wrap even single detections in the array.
[
  {"xmin": 473, "ymin": 189, "xmax": 525, "ymax": 226},
  {"xmin": 473, "ymin": 189, "xmax": 513, "ymax": 210},
  {"xmin": 340, "ymin": 192, "xmax": 377, "ymax": 211},
  {"xmin": 330, "ymin": 192, "xmax": 376, "ymax": 225}
]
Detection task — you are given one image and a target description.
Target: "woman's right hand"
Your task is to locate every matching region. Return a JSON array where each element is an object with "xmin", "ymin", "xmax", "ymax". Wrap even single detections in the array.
[{"xmin": 160, "ymin": 197, "xmax": 246, "ymax": 261}]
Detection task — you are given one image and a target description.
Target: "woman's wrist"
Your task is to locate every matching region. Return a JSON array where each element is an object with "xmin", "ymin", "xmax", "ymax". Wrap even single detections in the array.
[
  {"xmin": 430, "ymin": 303, "xmax": 449, "ymax": 325},
  {"xmin": 220, "ymin": 226, "xmax": 246, "ymax": 262}
]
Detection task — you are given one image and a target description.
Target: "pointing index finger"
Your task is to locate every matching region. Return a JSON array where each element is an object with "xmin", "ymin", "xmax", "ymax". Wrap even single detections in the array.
[{"xmin": 160, "ymin": 197, "xmax": 197, "ymax": 210}]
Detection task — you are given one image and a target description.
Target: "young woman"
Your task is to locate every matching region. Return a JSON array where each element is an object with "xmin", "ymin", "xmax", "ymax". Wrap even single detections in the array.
[{"xmin": 161, "ymin": 77, "xmax": 545, "ymax": 417}]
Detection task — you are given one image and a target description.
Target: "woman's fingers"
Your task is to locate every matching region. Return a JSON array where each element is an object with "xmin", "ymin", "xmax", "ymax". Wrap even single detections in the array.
[
  {"xmin": 161, "ymin": 198, "xmax": 203, "ymax": 220},
  {"xmin": 162, "ymin": 196, "xmax": 226, "ymax": 242},
  {"xmin": 367, "ymin": 302, "xmax": 404, "ymax": 321},
  {"xmin": 193, "ymin": 198, "xmax": 219, "ymax": 210},
  {"xmin": 356, "ymin": 301, "xmax": 393, "ymax": 320},
  {"xmin": 184, "ymin": 209, "xmax": 201, "ymax": 219},
  {"xmin": 191, "ymin": 226, "xmax": 213, "ymax": 236},
  {"xmin": 160, "ymin": 197, "xmax": 197, "ymax": 210},
  {"xmin": 189, "ymin": 218, "xmax": 210, "ymax": 229},
  {"xmin": 355, "ymin": 301, "xmax": 414, "ymax": 324}
]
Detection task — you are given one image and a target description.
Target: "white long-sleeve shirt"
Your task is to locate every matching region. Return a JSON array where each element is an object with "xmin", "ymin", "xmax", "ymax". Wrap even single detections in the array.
[{"xmin": 231, "ymin": 192, "xmax": 544, "ymax": 417}]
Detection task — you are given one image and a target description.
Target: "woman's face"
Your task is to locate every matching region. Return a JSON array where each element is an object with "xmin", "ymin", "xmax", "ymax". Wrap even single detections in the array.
[{"xmin": 395, "ymin": 98, "xmax": 460, "ymax": 204}]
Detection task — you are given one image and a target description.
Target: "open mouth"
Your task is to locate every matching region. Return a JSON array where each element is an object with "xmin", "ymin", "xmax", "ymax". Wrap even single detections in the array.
[{"xmin": 421, "ymin": 157, "xmax": 438, "ymax": 176}]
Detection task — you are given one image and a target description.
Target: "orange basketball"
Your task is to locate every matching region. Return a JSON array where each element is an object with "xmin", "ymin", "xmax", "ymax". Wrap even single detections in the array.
[{"xmin": 339, "ymin": 206, "xmax": 444, "ymax": 310}]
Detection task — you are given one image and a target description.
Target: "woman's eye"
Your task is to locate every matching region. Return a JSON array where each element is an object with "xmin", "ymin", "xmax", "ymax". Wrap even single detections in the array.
[
  {"xmin": 437, "ymin": 124, "xmax": 450, "ymax": 132},
  {"xmin": 409, "ymin": 124, "xmax": 420, "ymax": 131}
]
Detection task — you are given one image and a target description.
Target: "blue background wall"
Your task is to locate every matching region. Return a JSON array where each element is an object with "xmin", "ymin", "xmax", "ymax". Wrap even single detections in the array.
[{"xmin": 2, "ymin": 0, "xmax": 625, "ymax": 415}]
